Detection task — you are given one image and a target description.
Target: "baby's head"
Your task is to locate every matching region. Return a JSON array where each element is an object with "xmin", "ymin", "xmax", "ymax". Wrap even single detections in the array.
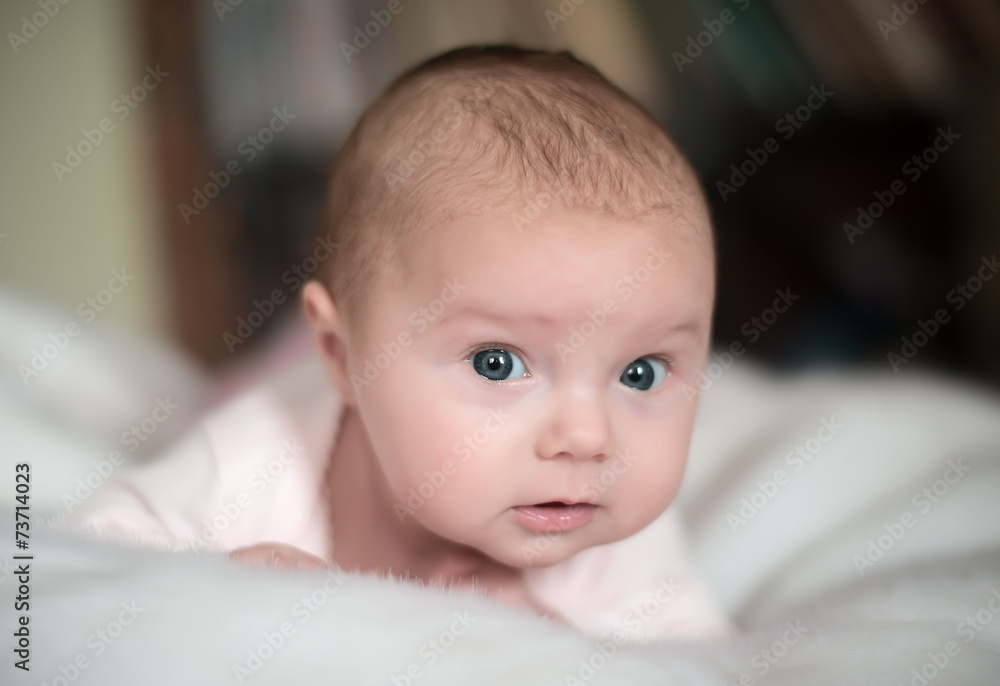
[{"xmin": 304, "ymin": 46, "xmax": 715, "ymax": 569}]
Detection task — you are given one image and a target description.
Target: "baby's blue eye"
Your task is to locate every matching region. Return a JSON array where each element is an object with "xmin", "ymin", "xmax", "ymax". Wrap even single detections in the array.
[
  {"xmin": 471, "ymin": 348, "xmax": 527, "ymax": 382},
  {"xmin": 620, "ymin": 357, "xmax": 667, "ymax": 391}
]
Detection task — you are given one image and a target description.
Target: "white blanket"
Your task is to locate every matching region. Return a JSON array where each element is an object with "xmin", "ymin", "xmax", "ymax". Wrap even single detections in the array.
[
  {"xmin": 2, "ymin": 298, "xmax": 1000, "ymax": 683},
  {"xmin": 3, "ymin": 523, "xmax": 999, "ymax": 685}
]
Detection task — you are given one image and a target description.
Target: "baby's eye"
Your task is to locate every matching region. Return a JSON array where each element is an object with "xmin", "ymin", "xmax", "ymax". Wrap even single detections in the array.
[
  {"xmin": 620, "ymin": 357, "xmax": 668, "ymax": 391},
  {"xmin": 470, "ymin": 348, "xmax": 528, "ymax": 382}
]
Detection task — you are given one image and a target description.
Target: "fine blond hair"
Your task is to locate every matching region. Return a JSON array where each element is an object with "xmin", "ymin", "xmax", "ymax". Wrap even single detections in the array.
[{"xmin": 321, "ymin": 45, "xmax": 710, "ymax": 322}]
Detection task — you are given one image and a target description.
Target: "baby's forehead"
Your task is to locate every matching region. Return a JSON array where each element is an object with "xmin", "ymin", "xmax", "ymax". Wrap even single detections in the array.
[
  {"xmin": 386, "ymin": 210, "xmax": 713, "ymax": 348},
  {"xmin": 401, "ymin": 200, "xmax": 712, "ymax": 286}
]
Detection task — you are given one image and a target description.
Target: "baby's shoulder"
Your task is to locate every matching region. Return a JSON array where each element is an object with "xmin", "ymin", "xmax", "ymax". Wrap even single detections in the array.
[{"xmin": 74, "ymin": 352, "xmax": 344, "ymax": 555}]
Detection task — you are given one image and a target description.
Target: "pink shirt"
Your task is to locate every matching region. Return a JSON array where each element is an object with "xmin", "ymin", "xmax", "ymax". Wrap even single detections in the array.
[{"xmin": 76, "ymin": 354, "xmax": 734, "ymax": 643}]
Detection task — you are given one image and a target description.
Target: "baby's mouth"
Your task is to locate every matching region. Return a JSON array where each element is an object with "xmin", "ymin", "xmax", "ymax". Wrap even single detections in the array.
[{"xmin": 510, "ymin": 502, "xmax": 596, "ymax": 532}]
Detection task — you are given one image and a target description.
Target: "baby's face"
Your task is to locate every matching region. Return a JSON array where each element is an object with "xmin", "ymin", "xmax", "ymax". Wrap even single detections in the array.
[{"xmin": 343, "ymin": 206, "xmax": 714, "ymax": 568}]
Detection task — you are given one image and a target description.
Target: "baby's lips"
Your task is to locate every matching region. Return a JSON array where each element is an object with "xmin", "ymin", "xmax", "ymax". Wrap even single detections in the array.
[{"xmin": 510, "ymin": 502, "xmax": 597, "ymax": 532}]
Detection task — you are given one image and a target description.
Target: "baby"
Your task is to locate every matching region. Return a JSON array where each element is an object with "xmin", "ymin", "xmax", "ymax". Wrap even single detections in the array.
[{"xmin": 77, "ymin": 45, "xmax": 733, "ymax": 642}]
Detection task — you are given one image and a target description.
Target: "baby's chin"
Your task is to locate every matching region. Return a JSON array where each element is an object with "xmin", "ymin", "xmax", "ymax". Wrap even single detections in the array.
[{"xmin": 468, "ymin": 531, "xmax": 608, "ymax": 570}]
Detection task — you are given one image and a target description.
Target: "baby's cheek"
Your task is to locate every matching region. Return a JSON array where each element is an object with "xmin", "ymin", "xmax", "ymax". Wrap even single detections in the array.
[
  {"xmin": 617, "ymin": 447, "xmax": 687, "ymax": 516},
  {"xmin": 384, "ymin": 443, "xmax": 480, "ymax": 520},
  {"xmin": 403, "ymin": 457, "xmax": 512, "ymax": 543}
]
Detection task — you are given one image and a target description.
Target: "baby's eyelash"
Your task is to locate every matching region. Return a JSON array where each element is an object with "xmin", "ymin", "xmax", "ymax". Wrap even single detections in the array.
[{"xmin": 466, "ymin": 342, "xmax": 519, "ymax": 358}]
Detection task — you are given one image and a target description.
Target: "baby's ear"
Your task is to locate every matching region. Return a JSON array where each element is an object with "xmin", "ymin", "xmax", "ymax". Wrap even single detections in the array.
[{"xmin": 302, "ymin": 281, "xmax": 358, "ymax": 407}]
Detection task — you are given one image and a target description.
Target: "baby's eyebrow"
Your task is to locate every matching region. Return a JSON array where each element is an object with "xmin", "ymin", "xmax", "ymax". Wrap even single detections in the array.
[
  {"xmin": 651, "ymin": 319, "xmax": 701, "ymax": 336},
  {"xmin": 436, "ymin": 307, "xmax": 702, "ymax": 339},
  {"xmin": 434, "ymin": 308, "xmax": 559, "ymax": 327}
]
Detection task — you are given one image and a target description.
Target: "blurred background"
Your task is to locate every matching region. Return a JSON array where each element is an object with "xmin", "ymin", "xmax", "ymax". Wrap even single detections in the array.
[{"xmin": 1, "ymin": 0, "xmax": 999, "ymax": 392}]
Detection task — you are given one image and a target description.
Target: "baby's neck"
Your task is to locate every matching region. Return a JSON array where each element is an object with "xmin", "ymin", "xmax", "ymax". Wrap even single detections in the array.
[{"xmin": 325, "ymin": 407, "xmax": 523, "ymax": 588}]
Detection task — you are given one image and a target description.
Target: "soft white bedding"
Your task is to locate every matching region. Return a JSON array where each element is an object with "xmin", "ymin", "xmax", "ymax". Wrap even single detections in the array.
[
  {"xmin": 3, "ymin": 523, "xmax": 999, "ymax": 685},
  {"xmin": 2, "ymin": 298, "xmax": 999, "ymax": 684}
]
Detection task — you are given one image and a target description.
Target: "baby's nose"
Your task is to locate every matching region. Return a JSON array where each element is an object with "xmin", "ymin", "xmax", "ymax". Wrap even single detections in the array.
[{"xmin": 535, "ymin": 389, "xmax": 612, "ymax": 462}]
